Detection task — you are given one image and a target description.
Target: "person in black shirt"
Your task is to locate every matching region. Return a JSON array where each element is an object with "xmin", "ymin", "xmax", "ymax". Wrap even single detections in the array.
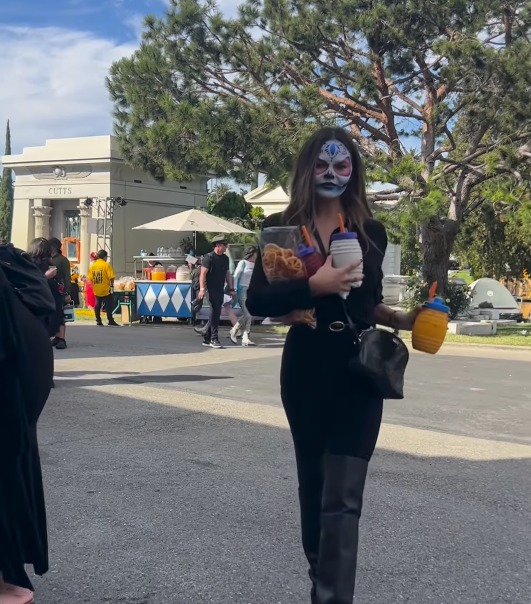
[
  {"xmin": 49, "ymin": 237, "xmax": 71, "ymax": 349},
  {"xmin": 246, "ymin": 128, "xmax": 420, "ymax": 604},
  {"xmin": 199, "ymin": 235, "xmax": 236, "ymax": 348}
]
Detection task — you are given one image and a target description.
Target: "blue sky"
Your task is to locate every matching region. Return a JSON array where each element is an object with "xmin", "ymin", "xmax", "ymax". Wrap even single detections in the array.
[
  {"xmin": 0, "ymin": 0, "xmax": 163, "ymax": 43},
  {"xmin": 0, "ymin": 0, "xmax": 239, "ymax": 157}
]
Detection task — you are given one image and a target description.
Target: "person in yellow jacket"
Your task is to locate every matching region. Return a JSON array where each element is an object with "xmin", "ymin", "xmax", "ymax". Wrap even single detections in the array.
[{"xmin": 87, "ymin": 250, "xmax": 119, "ymax": 326}]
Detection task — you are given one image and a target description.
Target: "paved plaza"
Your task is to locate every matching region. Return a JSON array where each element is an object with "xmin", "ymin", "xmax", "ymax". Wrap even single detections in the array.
[{"xmin": 34, "ymin": 323, "xmax": 530, "ymax": 603}]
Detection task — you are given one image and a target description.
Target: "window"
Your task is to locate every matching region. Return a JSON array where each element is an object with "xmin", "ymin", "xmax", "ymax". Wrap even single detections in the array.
[{"xmin": 64, "ymin": 210, "xmax": 80, "ymax": 239}]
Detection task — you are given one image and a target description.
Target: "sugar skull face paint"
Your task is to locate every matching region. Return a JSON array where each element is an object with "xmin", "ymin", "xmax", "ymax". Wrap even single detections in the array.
[{"xmin": 314, "ymin": 139, "xmax": 352, "ymax": 198}]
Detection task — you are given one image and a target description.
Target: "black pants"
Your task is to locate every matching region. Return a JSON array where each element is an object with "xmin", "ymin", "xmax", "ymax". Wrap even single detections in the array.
[
  {"xmin": 95, "ymin": 294, "xmax": 114, "ymax": 324},
  {"xmin": 204, "ymin": 289, "xmax": 223, "ymax": 342},
  {"xmin": 280, "ymin": 326, "xmax": 383, "ymax": 578}
]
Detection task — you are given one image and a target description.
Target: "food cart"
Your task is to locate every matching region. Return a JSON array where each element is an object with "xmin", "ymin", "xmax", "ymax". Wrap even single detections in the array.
[
  {"xmin": 132, "ymin": 256, "xmax": 193, "ymax": 321},
  {"xmin": 131, "ymin": 208, "xmax": 253, "ymax": 324}
]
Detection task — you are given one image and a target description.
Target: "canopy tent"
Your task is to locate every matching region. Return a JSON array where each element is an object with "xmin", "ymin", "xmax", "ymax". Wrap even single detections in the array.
[
  {"xmin": 132, "ymin": 208, "xmax": 252, "ymax": 234},
  {"xmin": 470, "ymin": 278, "xmax": 519, "ymax": 309}
]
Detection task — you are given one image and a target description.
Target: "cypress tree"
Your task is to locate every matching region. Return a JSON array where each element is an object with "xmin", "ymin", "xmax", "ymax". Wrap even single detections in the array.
[{"xmin": 0, "ymin": 120, "xmax": 14, "ymax": 242}]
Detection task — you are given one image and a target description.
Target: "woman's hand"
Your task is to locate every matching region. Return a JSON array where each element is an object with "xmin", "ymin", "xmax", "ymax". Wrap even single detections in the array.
[
  {"xmin": 309, "ymin": 255, "xmax": 363, "ymax": 297},
  {"xmin": 394, "ymin": 306, "xmax": 423, "ymax": 331},
  {"xmin": 45, "ymin": 266, "xmax": 57, "ymax": 279}
]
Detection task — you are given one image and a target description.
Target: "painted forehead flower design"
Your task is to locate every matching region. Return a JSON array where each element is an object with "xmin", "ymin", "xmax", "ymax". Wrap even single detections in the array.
[{"xmin": 321, "ymin": 140, "xmax": 350, "ymax": 161}]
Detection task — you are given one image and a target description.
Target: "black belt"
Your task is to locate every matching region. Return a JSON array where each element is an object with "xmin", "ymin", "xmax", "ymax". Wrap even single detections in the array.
[{"xmin": 315, "ymin": 320, "xmax": 349, "ymax": 333}]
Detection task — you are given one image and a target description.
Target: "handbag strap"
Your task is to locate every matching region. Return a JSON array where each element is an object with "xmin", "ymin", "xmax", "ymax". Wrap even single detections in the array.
[
  {"xmin": 340, "ymin": 290, "xmax": 399, "ymax": 338},
  {"xmin": 340, "ymin": 298, "xmax": 362, "ymax": 342},
  {"xmin": 312, "ymin": 229, "xmax": 328, "ymax": 259}
]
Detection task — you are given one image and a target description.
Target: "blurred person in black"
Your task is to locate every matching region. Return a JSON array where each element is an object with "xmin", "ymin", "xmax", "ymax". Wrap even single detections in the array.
[
  {"xmin": 0, "ymin": 243, "xmax": 55, "ymax": 604},
  {"xmin": 27, "ymin": 238, "xmax": 65, "ymax": 341},
  {"xmin": 198, "ymin": 235, "xmax": 236, "ymax": 349},
  {"xmin": 48, "ymin": 237, "xmax": 71, "ymax": 349}
]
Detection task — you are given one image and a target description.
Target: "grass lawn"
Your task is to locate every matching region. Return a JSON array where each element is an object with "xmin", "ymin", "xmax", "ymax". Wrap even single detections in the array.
[
  {"xmin": 402, "ymin": 323, "xmax": 531, "ymax": 348},
  {"xmin": 256, "ymin": 322, "xmax": 531, "ymax": 348},
  {"xmin": 449, "ymin": 269, "xmax": 475, "ymax": 285}
]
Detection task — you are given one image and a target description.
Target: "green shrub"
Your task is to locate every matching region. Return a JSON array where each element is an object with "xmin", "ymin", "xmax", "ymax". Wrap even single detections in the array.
[
  {"xmin": 445, "ymin": 282, "xmax": 473, "ymax": 319},
  {"xmin": 405, "ymin": 276, "xmax": 472, "ymax": 320}
]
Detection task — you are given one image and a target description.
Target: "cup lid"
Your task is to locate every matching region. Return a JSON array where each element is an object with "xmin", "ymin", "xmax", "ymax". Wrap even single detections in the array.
[
  {"xmin": 424, "ymin": 296, "xmax": 449, "ymax": 313},
  {"xmin": 331, "ymin": 232, "xmax": 358, "ymax": 241},
  {"xmin": 297, "ymin": 244, "xmax": 316, "ymax": 257}
]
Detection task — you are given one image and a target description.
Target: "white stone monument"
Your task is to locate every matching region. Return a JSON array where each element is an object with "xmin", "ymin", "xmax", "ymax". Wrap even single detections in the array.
[{"xmin": 2, "ymin": 135, "xmax": 208, "ymax": 275}]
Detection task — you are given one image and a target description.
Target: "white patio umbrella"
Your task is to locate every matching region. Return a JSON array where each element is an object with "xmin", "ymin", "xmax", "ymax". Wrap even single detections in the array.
[
  {"xmin": 133, "ymin": 208, "xmax": 252, "ymax": 251},
  {"xmin": 132, "ymin": 208, "xmax": 252, "ymax": 234}
]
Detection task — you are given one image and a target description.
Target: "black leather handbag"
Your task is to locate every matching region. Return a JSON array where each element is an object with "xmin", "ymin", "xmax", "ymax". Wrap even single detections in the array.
[
  {"xmin": 0, "ymin": 243, "xmax": 56, "ymax": 318},
  {"xmin": 343, "ymin": 302, "xmax": 409, "ymax": 399},
  {"xmin": 311, "ymin": 228, "xmax": 409, "ymax": 399}
]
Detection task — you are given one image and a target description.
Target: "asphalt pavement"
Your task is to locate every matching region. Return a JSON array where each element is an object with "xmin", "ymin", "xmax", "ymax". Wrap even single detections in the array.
[{"xmin": 33, "ymin": 322, "xmax": 531, "ymax": 603}]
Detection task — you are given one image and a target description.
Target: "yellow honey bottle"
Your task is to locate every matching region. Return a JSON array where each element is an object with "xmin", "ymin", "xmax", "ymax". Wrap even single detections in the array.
[{"xmin": 412, "ymin": 297, "xmax": 449, "ymax": 354}]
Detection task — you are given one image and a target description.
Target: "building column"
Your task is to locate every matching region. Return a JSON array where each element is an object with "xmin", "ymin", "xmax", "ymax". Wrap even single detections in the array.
[
  {"xmin": 78, "ymin": 200, "xmax": 92, "ymax": 276},
  {"xmin": 32, "ymin": 200, "xmax": 51, "ymax": 239}
]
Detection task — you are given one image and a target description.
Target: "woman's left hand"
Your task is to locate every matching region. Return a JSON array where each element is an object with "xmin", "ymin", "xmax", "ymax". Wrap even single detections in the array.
[{"xmin": 395, "ymin": 306, "xmax": 423, "ymax": 331}]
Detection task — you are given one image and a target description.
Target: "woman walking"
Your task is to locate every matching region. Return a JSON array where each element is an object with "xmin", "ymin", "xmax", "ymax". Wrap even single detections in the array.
[
  {"xmin": 246, "ymin": 127, "xmax": 419, "ymax": 603},
  {"xmin": 0, "ymin": 244, "xmax": 55, "ymax": 604},
  {"xmin": 231, "ymin": 246, "xmax": 257, "ymax": 346}
]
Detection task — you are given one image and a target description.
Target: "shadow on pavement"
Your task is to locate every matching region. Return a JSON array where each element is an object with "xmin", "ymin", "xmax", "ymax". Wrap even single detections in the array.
[
  {"xmin": 34, "ymin": 384, "xmax": 531, "ymax": 604},
  {"xmin": 53, "ymin": 374, "xmax": 232, "ymax": 388}
]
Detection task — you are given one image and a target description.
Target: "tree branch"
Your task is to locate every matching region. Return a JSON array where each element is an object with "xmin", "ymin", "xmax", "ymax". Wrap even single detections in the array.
[
  {"xmin": 316, "ymin": 87, "xmax": 383, "ymax": 121},
  {"xmin": 386, "ymin": 84, "xmax": 424, "ymax": 114},
  {"xmin": 367, "ymin": 190, "xmax": 405, "ymax": 202},
  {"xmin": 428, "ymin": 126, "xmax": 457, "ymax": 162},
  {"xmin": 371, "ymin": 50, "xmax": 402, "ymax": 157}
]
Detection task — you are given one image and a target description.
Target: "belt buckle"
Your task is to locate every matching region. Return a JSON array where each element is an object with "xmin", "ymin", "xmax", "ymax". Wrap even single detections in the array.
[{"xmin": 329, "ymin": 321, "xmax": 346, "ymax": 332}]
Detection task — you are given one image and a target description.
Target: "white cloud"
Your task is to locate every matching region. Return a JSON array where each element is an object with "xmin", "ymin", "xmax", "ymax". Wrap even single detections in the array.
[
  {"xmin": 0, "ymin": 26, "xmax": 136, "ymax": 155},
  {"xmin": 0, "ymin": 1, "xmax": 243, "ymax": 159}
]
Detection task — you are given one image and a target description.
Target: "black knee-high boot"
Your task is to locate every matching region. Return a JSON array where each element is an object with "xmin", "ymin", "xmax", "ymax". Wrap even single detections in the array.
[
  {"xmin": 299, "ymin": 484, "xmax": 321, "ymax": 603},
  {"xmin": 296, "ymin": 453, "xmax": 323, "ymax": 603},
  {"xmin": 314, "ymin": 454, "xmax": 368, "ymax": 604}
]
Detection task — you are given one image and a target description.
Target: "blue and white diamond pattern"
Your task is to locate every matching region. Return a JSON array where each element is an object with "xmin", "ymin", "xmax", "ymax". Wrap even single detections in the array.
[
  {"xmin": 158, "ymin": 286, "xmax": 171, "ymax": 312},
  {"xmin": 170, "ymin": 287, "xmax": 184, "ymax": 313},
  {"xmin": 143, "ymin": 285, "xmax": 157, "ymax": 312},
  {"xmin": 136, "ymin": 282, "xmax": 192, "ymax": 318}
]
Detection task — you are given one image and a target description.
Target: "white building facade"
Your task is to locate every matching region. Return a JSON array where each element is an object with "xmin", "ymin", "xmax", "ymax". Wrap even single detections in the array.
[{"xmin": 3, "ymin": 136, "xmax": 208, "ymax": 276}]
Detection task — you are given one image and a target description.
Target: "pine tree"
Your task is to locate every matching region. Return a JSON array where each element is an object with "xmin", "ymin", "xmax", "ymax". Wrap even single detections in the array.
[
  {"xmin": 0, "ymin": 121, "xmax": 14, "ymax": 243},
  {"xmin": 107, "ymin": 1, "xmax": 531, "ymax": 289}
]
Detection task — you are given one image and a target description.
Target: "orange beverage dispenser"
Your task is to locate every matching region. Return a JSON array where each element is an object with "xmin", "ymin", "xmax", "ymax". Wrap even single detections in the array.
[{"xmin": 151, "ymin": 266, "xmax": 166, "ymax": 281}]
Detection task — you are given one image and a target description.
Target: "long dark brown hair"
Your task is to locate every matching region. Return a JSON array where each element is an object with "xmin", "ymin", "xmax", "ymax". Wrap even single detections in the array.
[{"xmin": 284, "ymin": 127, "xmax": 373, "ymax": 242}]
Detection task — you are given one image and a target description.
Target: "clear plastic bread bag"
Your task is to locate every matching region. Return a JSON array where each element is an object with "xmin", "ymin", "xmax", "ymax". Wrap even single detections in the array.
[{"xmin": 259, "ymin": 226, "xmax": 316, "ymax": 328}]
